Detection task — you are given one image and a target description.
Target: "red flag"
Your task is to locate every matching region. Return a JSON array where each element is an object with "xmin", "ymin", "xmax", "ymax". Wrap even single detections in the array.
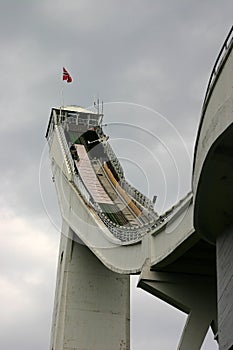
[{"xmin": 63, "ymin": 67, "xmax": 72, "ymax": 83}]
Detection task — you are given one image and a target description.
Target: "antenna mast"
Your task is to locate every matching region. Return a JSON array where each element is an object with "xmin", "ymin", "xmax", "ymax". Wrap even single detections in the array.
[
  {"xmin": 101, "ymin": 100, "xmax": 104, "ymax": 115},
  {"xmin": 97, "ymin": 97, "xmax": 100, "ymax": 115}
]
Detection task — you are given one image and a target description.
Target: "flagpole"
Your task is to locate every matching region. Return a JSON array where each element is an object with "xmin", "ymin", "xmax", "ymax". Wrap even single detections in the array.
[
  {"xmin": 60, "ymin": 67, "xmax": 72, "ymax": 119},
  {"xmin": 61, "ymin": 82, "xmax": 65, "ymax": 107},
  {"xmin": 60, "ymin": 69, "xmax": 64, "ymax": 122}
]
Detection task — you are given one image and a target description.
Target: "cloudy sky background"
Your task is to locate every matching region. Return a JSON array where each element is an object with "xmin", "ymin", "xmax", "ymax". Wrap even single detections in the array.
[{"xmin": 0, "ymin": 1, "xmax": 232, "ymax": 349}]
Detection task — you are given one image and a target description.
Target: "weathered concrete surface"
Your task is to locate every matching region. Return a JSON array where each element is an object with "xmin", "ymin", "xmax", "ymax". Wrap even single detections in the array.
[
  {"xmin": 217, "ymin": 225, "xmax": 233, "ymax": 349},
  {"xmin": 50, "ymin": 230, "xmax": 130, "ymax": 350},
  {"xmin": 192, "ymin": 29, "xmax": 233, "ymax": 349},
  {"xmin": 193, "ymin": 35, "xmax": 233, "ymax": 243}
]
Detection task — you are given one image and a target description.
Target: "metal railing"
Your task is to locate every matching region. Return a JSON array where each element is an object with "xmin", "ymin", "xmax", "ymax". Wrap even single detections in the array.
[
  {"xmin": 95, "ymin": 127, "xmax": 125, "ymax": 180},
  {"xmin": 193, "ymin": 25, "xmax": 233, "ymax": 177},
  {"xmin": 120, "ymin": 179, "xmax": 154, "ymax": 212},
  {"xmin": 55, "ymin": 123, "xmax": 162, "ymax": 242},
  {"xmin": 96, "ymin": 210, "xmax": 153, "ymax": 242},
  {"xmin": 73, "ymin": 174, "xmax": 155, "ymax": 242},
  {"xmin": 103, "ymin": 142, "xmax": 124, "ymax": 179},
  {"xmin": 55, "ymin": 125, "xmax": 73, "ymax": 175},
  {"xmin": 57, "ymin": 125, "xmax": 75, "ymax": 172},
  {"xmin": 202, "ymin": 25, "xmax": 233, "ymax": 112},
  {"xmin": 95, "ymin": 127, "xmax": 155, "ymax": 213},
  {"xmin": 72, "ymin": 167, "xmax": 160, "ymax": 242},
  {"xmin": 73, "ymin": 174, "xmax": 92, "ymax": 207}
]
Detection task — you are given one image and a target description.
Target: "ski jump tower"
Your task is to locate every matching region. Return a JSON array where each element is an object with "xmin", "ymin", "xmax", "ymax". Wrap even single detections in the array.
[{"xmin": 46, "ymin": 26, "xmax": 233, "ymax": 350}]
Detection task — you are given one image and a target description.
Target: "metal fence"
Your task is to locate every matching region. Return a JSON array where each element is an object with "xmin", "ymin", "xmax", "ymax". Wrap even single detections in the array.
[{"xmin": 55, "ymin": 123, "xmax": 187, "ymax": 243}]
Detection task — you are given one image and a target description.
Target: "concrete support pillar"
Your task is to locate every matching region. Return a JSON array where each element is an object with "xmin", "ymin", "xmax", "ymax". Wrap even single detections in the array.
[
  {"xmin": 178, "ymin": 310, "xmax": 213, "ymax": 349},
  {"xmin": 50, "ymin": 229, "xmax": 130, "ymax": 350},
  {"xmin": 138, "ymin": 267, "xmax": 217, "ymax": 349},
  {"xmin": 216, "ymin": 224, "xmax": 233, "ymax": 350}
]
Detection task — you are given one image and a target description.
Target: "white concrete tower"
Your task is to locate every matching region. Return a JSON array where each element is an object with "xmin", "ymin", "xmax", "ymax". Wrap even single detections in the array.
[
  {"xmin": 50, "ymin": 229, "xmax": 130, "ymax": 350},
  {"xmin": 46, "ymin": 105, "xmax": 158, "ymax": 349}
]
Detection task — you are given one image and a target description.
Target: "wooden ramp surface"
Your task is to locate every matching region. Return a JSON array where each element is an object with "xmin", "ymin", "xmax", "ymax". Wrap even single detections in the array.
[{"xmin": 75, "ymin": 144, "xmax": 113, "ymax": 204}]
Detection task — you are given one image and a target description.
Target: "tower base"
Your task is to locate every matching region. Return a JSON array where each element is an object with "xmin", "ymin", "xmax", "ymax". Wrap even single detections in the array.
[{"xmin": 50, "ymin": 226, "xmax": 130, "ymax": 350}]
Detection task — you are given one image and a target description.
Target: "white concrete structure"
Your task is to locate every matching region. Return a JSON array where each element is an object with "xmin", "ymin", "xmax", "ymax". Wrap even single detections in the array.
[
  {"xmin": 46, "ymin": 26, "xmax": 233, "ymax": 349},
  {"xmin": 50, "ymin": 230, "xmax": 130, "ymax": 350}
]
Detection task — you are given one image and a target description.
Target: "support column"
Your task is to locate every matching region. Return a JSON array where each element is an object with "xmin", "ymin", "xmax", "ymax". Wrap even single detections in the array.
[
  {"xmin": 50, "ymin": 228, "xmax": 130, "ymax": 350},
  {"xmin": 216, "ymin": 224, "xmax": 233, "ymax": 350},
  {"xmin": 138, "ymin": 267, "xmax": 217, "ymax": 349}
]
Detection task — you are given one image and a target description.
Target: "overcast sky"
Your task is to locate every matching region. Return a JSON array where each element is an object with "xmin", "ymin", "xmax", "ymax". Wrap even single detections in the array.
[{"xmin": 0, "ymin": 1, "xmax": 232, "ymax": 349}]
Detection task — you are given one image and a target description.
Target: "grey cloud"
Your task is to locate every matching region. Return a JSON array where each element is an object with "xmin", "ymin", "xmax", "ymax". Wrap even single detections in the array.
[{"xmin": 0, "ymin": 1, "xmax": 231, "ymax": 349}]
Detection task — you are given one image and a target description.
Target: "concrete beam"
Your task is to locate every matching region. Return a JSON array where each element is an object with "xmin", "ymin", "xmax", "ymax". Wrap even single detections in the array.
[{"xmin": 138, "ymin": 266, "xmax": 217, "ymax": 349}]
